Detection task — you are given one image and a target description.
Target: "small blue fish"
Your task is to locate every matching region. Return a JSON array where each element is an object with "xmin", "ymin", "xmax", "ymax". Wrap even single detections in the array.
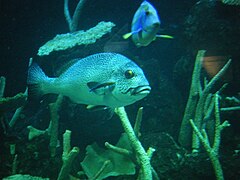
[
  {"xmin": 27, "ymin": 53, "xmax": 151, "ymax": 108},
  {"xmin": 123, "ymin": 0, "xmax": 173, "ymax": 47}
]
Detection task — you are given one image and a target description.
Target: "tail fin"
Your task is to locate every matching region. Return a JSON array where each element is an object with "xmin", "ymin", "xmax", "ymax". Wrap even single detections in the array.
[
  {"xmin": 156, "ymin": 34, "xmax": 174, "ymax": 39},
  {"xmin": 27, "ymin": 63, "xmax": 51, "ymax": 98}
]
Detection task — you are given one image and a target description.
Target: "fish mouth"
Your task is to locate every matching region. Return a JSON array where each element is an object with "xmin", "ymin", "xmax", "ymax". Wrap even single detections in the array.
[
  {"xmin": 126, "ymin": 85, "xmax": 151, "ymax": 95},
  {"xmin": 153, "ymin": 22, "xmax": 160, "ymax": 28}
]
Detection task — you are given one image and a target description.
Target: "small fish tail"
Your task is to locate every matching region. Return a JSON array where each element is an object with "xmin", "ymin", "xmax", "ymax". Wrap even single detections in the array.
[
  {"xmin": 27, "ymin": 63, "xmax": 54, "ymax": 98},
  {"xmin": 157, "ymin": 34, "xmax": 174, "ymax": 39}
]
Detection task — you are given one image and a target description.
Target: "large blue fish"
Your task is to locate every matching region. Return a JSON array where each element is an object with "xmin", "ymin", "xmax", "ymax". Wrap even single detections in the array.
[
  {"xmin": 123, "ymin": 0, "xmax": 173, "ymax": 47},
  {"xmin": 27, "ymin": 53, "xmax": 151, "ymax": 108}
]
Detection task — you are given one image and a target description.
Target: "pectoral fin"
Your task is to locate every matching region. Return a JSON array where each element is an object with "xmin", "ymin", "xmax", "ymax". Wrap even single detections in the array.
[
  {"xmin": 86, "ymin": 105, "xmax": 109, "ymax": 111},
  {"xmin": 123, "ymin": 32, "xmax": 133, "ymax": 39},
  {"xmin": 87, "ymin": 81, "xmax": 115, "ymax": 95},
  {"xmin": 123, "ymin": 28, "xmax": 142, "ymax": 39}
]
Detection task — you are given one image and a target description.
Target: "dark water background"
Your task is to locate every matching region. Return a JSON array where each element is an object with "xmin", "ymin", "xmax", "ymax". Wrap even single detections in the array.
[
  {"xmin": 0, "ymin": 0, "xmax": 194, "ymax": 96},
  {"xmin": 0, "ymin": 0, "xmax": 196, "ymax": 146},
  {"xmin": 1, "ymin": 0, "xmax": 240, "ymax": 179}
]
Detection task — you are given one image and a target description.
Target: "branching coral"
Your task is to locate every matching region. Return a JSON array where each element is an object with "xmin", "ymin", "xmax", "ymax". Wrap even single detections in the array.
[
  {"xmin": 178, "ymin": 50, "xmax": 233, "ymax": 180},
  {"xmin": 114, "ymin": 107, "xmax": 158, "ymax": 180},
  {"xmin": 64, "ymin": 0, "xmax": 87, "ymax": 32},
  {"xmin": 221, "ymin": 0, "xmax": 240, "ymax": 5},
  {"xmin": 190, "ymin": 93, "xmax": 230, "ymax": 180},
  {"xmin": 57, "ymin": 130, "xmax": 79, "ymax": 180},
  {"xmin": 27, "ymin": 95, "xmax": 63, "ymax": 157},
  {"xmin": 178, "ymin": 50, "xmax": 232, "ymax": 150},
  {"xmin": 80, "ymin": 107, "xmax": 159, "ymax": 180}
]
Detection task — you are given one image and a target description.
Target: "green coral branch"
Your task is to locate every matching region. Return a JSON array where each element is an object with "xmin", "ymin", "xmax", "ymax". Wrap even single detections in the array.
[
  {"xmin": 221, "ymin": 106, "xmax": 240, "ymax": 111},
  {"xmin": 64, "ymin": 0, "xmax": 87, "ymax": 32},
  {"xmin": 49, "ymin": 95, "xmax": 63, "ymax": 157},
  {"xmin": 27, "ymin": 95, "xmax": 63, "ymax": 158},
  {"xmin": 192, "ymin": 59, "xmax": 231, "ymax": 152},
  {"xmin": 114, "ymin": 107, "xmax": 155, "ymax": 180},
  {"xmin": 9, "ymin": 58, "xmax": 32, "ymax": 128},
  {"xmin": 105, "ymin": 142, "xmax": 133, "ymax": 158},
  {"xmin": 221, "ymin": 0, "xmax": 240, "ymax": 5},
  {"xmin": 91, "ymin": 160, "xmax": 111, "ymax": 180},
  {"xmin": 178, "ymin": 50, "xmax": 205, "ymax": 147},
  {"xmin": 178, "ymin": 50, "xmax": 232, "ymax": 151},
  {"xmin": 57, "ymin": 130, "xmax": 80, "ymax": 180},
  {"xmin": 27, "ymin": 126, "xmax": 47, "ymax": 140},
  {"xmin": 134, "ymin": 107, "xmax": 143, "ymax": 137},
  {"xmin": 0, "ymin": 93, "xmax": 27, "ymax": 112},
  {"xmin": 189, "ymin": 93, "xmax": 230, "ymax": 180},
  {"xmin": 0, "ymin": 76, "xmax": 6, "ymax": 98}
]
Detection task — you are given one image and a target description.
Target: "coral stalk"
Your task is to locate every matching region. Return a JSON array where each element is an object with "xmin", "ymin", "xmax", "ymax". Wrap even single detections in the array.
[
  {"xmin": 92, "ymin": 160, "xmax": 111, "ymax": 180},
  {"xmin": 115, "ymin": 107, "xmax": 152, "ymax": 179},
  {"xmin": 9, "ymin": 58, "xmax": 32, "ymax": 127},
  {"xmin": 192, "ymin": 59, "xmax": 231, "ymax": 152},
  {"xmin": 134, "ymin": 107, "xmax": 143, "ymax": 137},
  {"xmin": 11, "ymin": 154, "xmax": 18, "ymax": 175},
  {"xmin": 0, "ymin": 76, "xmax": 6, "ymax": 98},
  {"xmin": 221, "ymin": 0, "xmax": 240, "ymax": 5},
  {"xmin": 221, "ymin": 106, "xmax": 240, "ymax": 111},
  {"xmin": 64, "ymin": 0, "xmax": 87, "ymax": 32},
  {"xmin": 57, "ymin": 130, "xmax": 79, "ymax": 180},
  {"xmin": 105, "ymin": 142, "xmax": 133, "ymax": 157},
  {"xmin": 178, "ymin": 50, "xmax": 232, "ymax": 151},
  {"xmin": 49, "ymin": 95, "xmax": 63, "ymax": 157},
  {"xmin": 178, "ymin": 50, "xmax": 205, "ymax": 147},
  {"xmin": 189, "ymin": 93, "xmax": 230, "ymax": 180}
]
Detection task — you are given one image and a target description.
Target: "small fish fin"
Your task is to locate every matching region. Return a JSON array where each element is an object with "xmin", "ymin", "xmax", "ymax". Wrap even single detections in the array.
[
  {"xmin": 86, "ymin": 105, "xmax": 109, "ymax": 111},
  {"xmin": 27, "ymin": 84, "xmax": 43, "ymax": 100},
  {"xmin": 87, "ymin": 106, "xmax": 114, "ymax": 126},
  {"xmin": 123, "ymin": 29, "xmax": 141, "ymax": 39},
  {"xmin": 86, "ymin": 105, "xmax": 114, "ymax": 120},
  {"xmin": 104, "ymin": 24, "xmax": 129, "ymax": 53},
  {"xmin": 27, "ymin": 63, "xmax": 51, "ymax": 99},
  {"xmin": 156, "ymin": 34, "xmax": 174, "ymax": 39},
  {"xmin": 123, "ymin": 32, "xmax": 133, "ymax": 39},
  {"xmin": 105, "ymin": 108, "xmax": 114, "ymax": 120},
  {"xmin": 87, "ymin": 81, "xmax": 115, "ymax": 95}
]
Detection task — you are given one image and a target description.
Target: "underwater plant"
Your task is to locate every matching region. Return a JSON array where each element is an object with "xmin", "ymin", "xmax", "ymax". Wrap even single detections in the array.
[
  {"xmin": 2, "ymin": 0, "xmax": 240, "ymax": 179},
  {"xmin": 178, "ymin": 50, "xmax": 234, "ymax": 180}
]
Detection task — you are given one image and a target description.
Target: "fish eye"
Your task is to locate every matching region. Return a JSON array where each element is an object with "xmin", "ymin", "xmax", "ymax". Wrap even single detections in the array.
[
  {"xmin": 125, "ymin": 70, "xmax": 134, "ymax": 79},
  {"xmin": 145, "ymin": 11, "xmax": 150, "ymax": 15}
]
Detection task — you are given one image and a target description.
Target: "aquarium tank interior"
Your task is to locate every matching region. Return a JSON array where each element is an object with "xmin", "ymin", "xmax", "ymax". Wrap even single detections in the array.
[{"xmin": 0, "ymin": 0, "xmax": 240, "ymax": 179}]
